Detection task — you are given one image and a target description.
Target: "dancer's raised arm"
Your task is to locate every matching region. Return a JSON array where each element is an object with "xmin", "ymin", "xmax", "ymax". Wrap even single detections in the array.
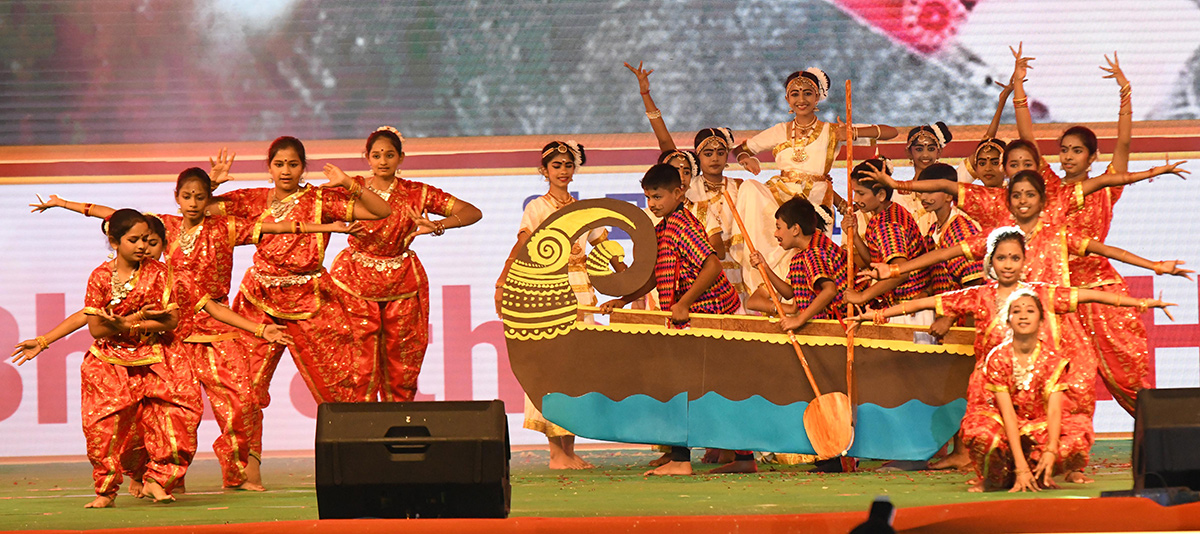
[
  {"xmin": 625, "ymin": 62, "xmax": 677, "ymax": 152},
  {"xmin": 1011, "ymin": 43, "xmax": 1036, "ymax": 144},
  {"xmin": 1102, "ymin": 53, "xmax": 1132, "ymax": 174}
]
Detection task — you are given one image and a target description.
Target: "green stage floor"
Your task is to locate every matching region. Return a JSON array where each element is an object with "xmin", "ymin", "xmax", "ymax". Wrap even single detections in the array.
[{"xmin": 0, "ymin": 440, "xmax": 1135, "ymax": 531}]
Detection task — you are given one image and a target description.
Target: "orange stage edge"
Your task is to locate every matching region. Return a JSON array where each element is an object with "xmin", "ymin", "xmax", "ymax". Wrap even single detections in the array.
[{"xmin": 10, "ymin": 498, "xmax": 1200, "ymax": 534}]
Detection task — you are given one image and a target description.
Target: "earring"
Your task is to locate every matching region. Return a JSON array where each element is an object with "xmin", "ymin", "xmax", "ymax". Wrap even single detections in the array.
[{"xmin": 107, "ymin": 252, "xmax": 115, "ymax": 260}]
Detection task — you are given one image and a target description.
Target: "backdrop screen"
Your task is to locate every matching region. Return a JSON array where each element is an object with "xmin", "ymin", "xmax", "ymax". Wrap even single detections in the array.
[{"xmin": 2, "ymin": 0, "xmax": 1200, "ymax": 144}]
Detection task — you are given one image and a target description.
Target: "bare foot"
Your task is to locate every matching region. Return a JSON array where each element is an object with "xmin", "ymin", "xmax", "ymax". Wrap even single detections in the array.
[
  {"xmin": 709, "ymin": 460, "xmax": 757, "ymax": 474},
  {"xmin": 1065, "ymin": 470, "xmax": 1093, "ymax": 484},
  {"xmin": 549, "ymin": 451, "xmax": 576, "ymax": 469},
  {"xmin": 700, "ymin": 448, "xmax": 721, "ymax": 463},
  {"xmin": 229, "ymin": 456, "xmax": 266, "ymax": 491},
  {"xmin": 648, "ymin": 452, "xmax": 672, "ymax": 467},
  {"xmin": 84, "ymin": 495, "xmax": 116, "ymax": 508},
  {"xmin": 644, "ymin": 460, "xmax": 693, "ymax": 476},
  {"xmin": 174, "ymin": 478, "xmax": 186, "ymax": 495},
  {"xmin": 715, "ymin": 449, "xmax": 736, "ymax": 464},
  {"xmin": 567, "ymin": 454, "xmax": 595, "ymax": 469},
  {"xmin": 967, "ymin": 484, "xmax": 984, "ymax": 493},
  {"xmin": 965, "ymin": 476, "xmax": 981, "ymax": 486},
  {"xmin": 930, "ymin": 449, "xmax": 972, "ymax": 471},
  {"xmin": 229, "ymin": 481, "xmax": 266, "ymax": 491},
  {"xmin": 128, "ymin": 479, "xmax": 144, "ymax": 499},
  {"xmin": 142, "ymin": 480, "xmax": 175, "ymax": 504}
]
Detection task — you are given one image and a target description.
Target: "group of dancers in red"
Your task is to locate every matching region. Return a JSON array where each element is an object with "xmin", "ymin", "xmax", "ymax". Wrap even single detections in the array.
[
  {"xmin": 13, "ymin": 129, "xmax": 482, "ymax": 507},
  {"xmin": 8, "ymin": 42, "xmax": 1194, "ymax": 505}
]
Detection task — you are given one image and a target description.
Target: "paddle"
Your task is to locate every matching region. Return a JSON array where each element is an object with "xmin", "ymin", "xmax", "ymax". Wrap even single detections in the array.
[
  {"xmin": 842, "ymin": 79, "xmax": 858, "ymax": 462},
  {"xmin": 721, "ymin": 190, "xmax": 853, "ymax": 459}
]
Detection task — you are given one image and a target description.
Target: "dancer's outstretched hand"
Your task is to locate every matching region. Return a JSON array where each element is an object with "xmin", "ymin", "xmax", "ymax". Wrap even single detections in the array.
[
  {"xmin": 11, "ymin": 339, "xmax": 43, "ymax": 366},
  {"xmin": 326, "ymin": 221, "xmax": 366, "ymax": 237},
  {"xmin": 1010, "ymin": 42, "xmax": 1035, "ymax": 81},
  {"xmin": 29, "ymin": 194, "xmax": 63, "ymax": 213},
  {"xmin": 1101, "ymin": 51, "xmax": 1128, "ymax": 87},
  {"xmin": 1152, "ymin": 160, "xmax": 1189, "ymax": 181},
  {"xmin": 624, "ymin": 61, "xmax": 654, "ymax": 94},
  {"xmin": 262, "ymin": 325, "xmax": 293, "ymax": 345},
  {"xmin": 321, "ymin": 163, "xmax": 353, "ymax": 189},
  {"xmin": 1156, "ymin": 260, "xmax": 1194, "ymax": 280},
  {"xmin": 209, "ymin": 147, "xmax": 236, "ymax": 190}
]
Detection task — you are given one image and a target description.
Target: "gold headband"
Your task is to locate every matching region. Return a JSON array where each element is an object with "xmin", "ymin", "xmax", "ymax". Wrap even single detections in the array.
[
  {"xmin": 696, "ymin": 136, "xmax": 729, "ymax": 152},
  {"xmin": 787, "ymin": 75, "xmax": 819, "ymax": 95},
  {"xmin": 664, "ymin": 150, "xmax": 691, "ymax": 166},
  {"xmin": 974, "ymin": 139, "xmax": 1006, "ymax": 160},
  {"xmin": 908, "ymin": 130, "xmax": 942, "ymax": 150},
  {"xmin": 542, "ymin": 144, "xmax": 569, "ymax": 159}
]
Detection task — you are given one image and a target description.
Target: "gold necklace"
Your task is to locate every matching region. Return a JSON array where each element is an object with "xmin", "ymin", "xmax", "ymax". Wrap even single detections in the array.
[
  {"xmin": 1011, "ymin": 344, "xmax": 1039, "ymax": 391},
  {"xmin": 269, "ymin": 188, "xmax": 303, "ymax": 220},
  {"xmin": 177, "ymin": 223, "xmax": 203, "ymax": 256},
  {"xmin": 367, "ymin": 177, "xmax": 396, "ymax": 201},
  {"xmin": 789, "ymin": 116, "xmax": 822, "ymax": 163},
  {"xmin": 109, "ymin": 263, "xmax": 139, "ymax": 306},
  {"xmin": 703, "ymin": 177, "xmax": 725, "ymax": 193},
  {"xmin": 545, "ymin": 193, "xmax": 574, "ymax": 210}
]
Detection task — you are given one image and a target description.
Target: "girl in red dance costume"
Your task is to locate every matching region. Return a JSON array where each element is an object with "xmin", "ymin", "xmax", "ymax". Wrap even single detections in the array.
[{"xmin": 329, "ymin": 126, "xmax": 481, "ymax": 402}]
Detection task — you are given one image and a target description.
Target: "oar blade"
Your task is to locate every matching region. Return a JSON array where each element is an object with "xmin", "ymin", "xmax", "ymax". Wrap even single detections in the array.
[{"xmin": 804, "ymin": 392, "xmax": 854, "ymax": 460}]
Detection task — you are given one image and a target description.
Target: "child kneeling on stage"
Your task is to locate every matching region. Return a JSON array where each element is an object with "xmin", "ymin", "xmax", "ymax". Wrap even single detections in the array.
[
  {"xmin": 745, "ymin": 197, "xmax": 849, "ymax": 329},
  {"xmin": 962, "ymin": 289, "xmax": 1094, "ymax": 492},
  {"xmin": 600, "ymin": 163, "xmax": 745, "ymax": 475}
]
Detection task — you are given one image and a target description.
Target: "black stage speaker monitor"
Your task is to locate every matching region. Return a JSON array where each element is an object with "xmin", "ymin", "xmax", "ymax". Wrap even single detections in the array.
[
  {"xmin": 315, "ymin": 400, "xmax": 510, "ymax": 519},
  {"xmin": 1133, "ymin": 388, "xmax": 1200, "ymax": 492}
]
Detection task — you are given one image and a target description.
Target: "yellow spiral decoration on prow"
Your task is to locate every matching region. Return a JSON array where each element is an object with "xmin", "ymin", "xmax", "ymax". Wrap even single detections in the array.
[
  {"xmin": 519, "ymin": 207, "xmax": 636, "ymax": 276},
  {"xmin": 523, "ymin": 228, "xmax": 571, "ymax": 273}
]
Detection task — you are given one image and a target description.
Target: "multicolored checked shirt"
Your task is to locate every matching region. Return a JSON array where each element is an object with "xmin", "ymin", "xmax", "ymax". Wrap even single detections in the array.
[
  {"xmin": 926, "ymin": 207, "xmax": 984, "ymax": 294},
  {"xmin": 864, "ymin": 201, "xmax": 930, "ymax": 307},
  {"xmin": 654, "ymin": 204, "xmax": 740, "ymax": 319},
  {"xmin": 788, "ymin": 230, "xmax": 849, "ymax": 320}
]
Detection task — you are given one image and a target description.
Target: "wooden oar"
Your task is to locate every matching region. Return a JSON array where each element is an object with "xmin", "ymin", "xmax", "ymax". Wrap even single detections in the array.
[
  {"xmin": 843, "ymin": 79, "xmax": 858, "ymax": 460},
  {"xmin": 721, "ymin": 190, "xmax": 852, "ymax": 459}
]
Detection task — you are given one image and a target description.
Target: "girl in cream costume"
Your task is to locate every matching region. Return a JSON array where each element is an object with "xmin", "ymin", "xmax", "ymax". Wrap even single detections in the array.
[{"xmin": 732, "ymin": 68, "xmax": 897, "ymax": 294}]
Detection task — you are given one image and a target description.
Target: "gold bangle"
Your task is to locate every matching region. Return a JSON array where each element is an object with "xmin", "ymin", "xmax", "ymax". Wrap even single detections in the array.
[
  {"xmin": 874, "ymin": 124, "xmax": 882, "ymax": 138},
  {"xmin": 873, "ymin": 309, "xmax": 887, "ymax": 324},
  {"xmin": 291, "ymin": 221, "xmax": 300, "ymax": 234},
  {"xmin": 83, "ymin": 203, "xmax": 94, "ymax": 217},
  {"xmin": 299, "ymin": 222, "xmax": 307, "ymax": 234},
  {"xmin": 645, "ymin": 109, "xmax": 662, "ymax": 120},
  {"xmin": 889, "ymin": 264, "xmax": 901, "ymax": 279},
  {"xmin": 255, "ymin": 324, "xmax": 266, "ymax": 339},
  {"xmin": 131, "ymin": 323, "xmax": 142, "ymax": 337},
  {"xmin": 1115, "ymin": 295, "xmax": 1124, "ymax": 307},
  {"xmin": 1137, "ymin": 299, "xmax": 1148, "ymax": 314},
  {"xmin": 448, "ymin": 213, "xmax": 461, "ymax": 227},
  {"xmin": 36, "ymin": 336, "xmax": 50, "ymax": 350}
]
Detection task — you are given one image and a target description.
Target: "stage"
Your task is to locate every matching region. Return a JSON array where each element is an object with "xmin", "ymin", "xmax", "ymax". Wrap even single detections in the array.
[{"xmin": 3, "ymin": 439, "xmax": 1199, "ymax": 533}]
